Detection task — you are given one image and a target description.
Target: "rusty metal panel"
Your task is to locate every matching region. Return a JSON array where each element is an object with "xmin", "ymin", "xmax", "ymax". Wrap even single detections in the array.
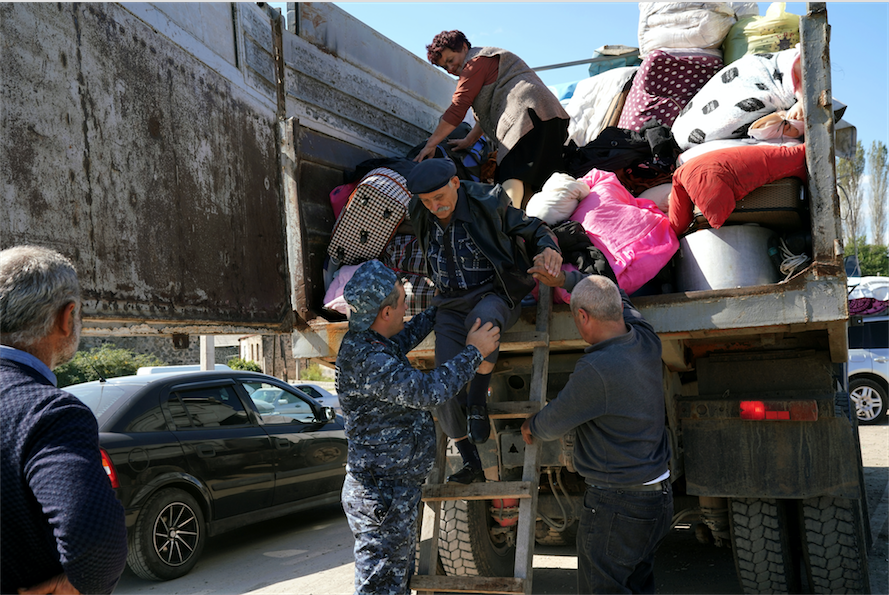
[
  {"xmin": 295, "ymin": 3, "xmax": 455, "ymax": 112},
  {"xmin": 697, "ymin": 351, "xmax": 835, "ymax": 395},
  {"xmin": 1, "ymin": 3, "xmax": 290, "ymax": 333},
  {"xmin": 681, "ymin": 417, "xmax": 860, "ymax": 499},
  {"xmin": 632, "ymin": 269, "xmax": 848, "ymax": 336},
  {"xmin": 150, "ymin": 3, "xmax": 238, "ymax": 67},
  {"xmin": 281, "ymin": 3, "xmax": 453, "ymax": 157},
  {"xmin": 801, "ymin": 4, "xmax": 844, "ymax": 264}
]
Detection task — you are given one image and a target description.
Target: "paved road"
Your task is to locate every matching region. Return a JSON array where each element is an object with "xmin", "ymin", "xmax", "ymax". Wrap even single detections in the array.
[{"xmin": 115, "ymin": 423, "xmax": 888, "ymax": 595}]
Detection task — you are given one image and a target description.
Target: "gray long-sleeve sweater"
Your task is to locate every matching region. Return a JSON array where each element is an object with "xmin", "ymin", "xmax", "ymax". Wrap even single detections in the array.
[{"xmin": 529, "ymin": 275, "xmax": 671, "ymax": 487}]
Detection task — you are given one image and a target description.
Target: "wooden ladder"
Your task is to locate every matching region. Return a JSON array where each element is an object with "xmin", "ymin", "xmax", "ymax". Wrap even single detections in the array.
[{"xmin": 412, "ymin": 285, "xmax": 553, "ymax": 595}]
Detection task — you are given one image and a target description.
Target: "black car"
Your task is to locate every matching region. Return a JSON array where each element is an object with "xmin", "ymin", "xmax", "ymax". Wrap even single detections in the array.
[{"xmin": 66, "ymin": 370, "xmax": 347, "ymax": 581}]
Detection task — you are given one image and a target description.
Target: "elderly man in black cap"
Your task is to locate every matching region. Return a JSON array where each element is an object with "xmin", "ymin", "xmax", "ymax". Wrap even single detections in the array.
[
  {"xmin": 336, "ymin": 260, "xmax": 500, "ymax": 595},
  {"xmin": 407, "ymin": 157, "xmax": 562, "ymax": 483}
]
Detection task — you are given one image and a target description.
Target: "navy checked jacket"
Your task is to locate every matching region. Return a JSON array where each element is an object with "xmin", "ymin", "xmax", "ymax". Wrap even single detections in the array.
[
  {"xmin": 1, "ymin": 359, "xmax": 128, "ymax": 594},
  {"xmin": 336, "ymin": 306, "xmax": 483, "ymax": 485}
]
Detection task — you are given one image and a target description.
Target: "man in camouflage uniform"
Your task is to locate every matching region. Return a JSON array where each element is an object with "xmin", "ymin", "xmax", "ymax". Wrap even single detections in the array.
[{"xmin": 336, "ymin": 260, "xmax": 500, "ymax": 595}]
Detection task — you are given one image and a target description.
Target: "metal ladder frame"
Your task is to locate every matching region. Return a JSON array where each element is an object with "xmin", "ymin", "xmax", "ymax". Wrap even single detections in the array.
[{"xmin": 412, "ymin": 285, "xmax": 553, "ymax": 595}]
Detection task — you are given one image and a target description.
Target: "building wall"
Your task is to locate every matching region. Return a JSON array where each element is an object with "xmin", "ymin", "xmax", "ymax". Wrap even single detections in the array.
[{"xmin": 240, "ymin": 334, "xmax": 297, "ymax": 381}]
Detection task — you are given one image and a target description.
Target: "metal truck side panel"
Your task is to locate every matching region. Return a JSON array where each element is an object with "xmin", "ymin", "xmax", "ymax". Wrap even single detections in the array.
[
  {"xmin": 681, "ymin": 417, "xmax": 860, "ymax": 499},
  {"xmin": 1, "ymin": 2, "xmax": 288, "ymax": 333}
]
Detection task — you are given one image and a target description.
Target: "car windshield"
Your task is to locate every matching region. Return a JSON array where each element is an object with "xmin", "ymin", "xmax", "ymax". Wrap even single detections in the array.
[{"xmin": 66, "ymin": 383, "xmax": 140, "ymax": 420}]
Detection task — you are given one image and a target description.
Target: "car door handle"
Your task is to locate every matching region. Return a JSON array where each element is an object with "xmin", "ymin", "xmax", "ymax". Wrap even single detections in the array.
[
  {"xmin": 875, "ymin": 357, "xmax": 887, "ymax": 363},
  {"xmin": 276, "ymin": 439, "xmax": 291, "ymax": 450},
  {"xmin": 197, "ymin": 445, "xmax": 215, "ymax": 458}
]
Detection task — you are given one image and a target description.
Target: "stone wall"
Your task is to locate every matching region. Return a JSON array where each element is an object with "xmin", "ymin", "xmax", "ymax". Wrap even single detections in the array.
[{"xmin": 78, "ymin": 336, "xmax": 236, "ymax": 365}]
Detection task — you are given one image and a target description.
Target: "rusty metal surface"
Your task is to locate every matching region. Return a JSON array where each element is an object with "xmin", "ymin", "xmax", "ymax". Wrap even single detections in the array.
[
  {"xmin": 800, "ymin": 4, "xmax": 844, "ymax": 264},
  {"xmin": 681, "ymin": 417, "xmax": 860, "ymax": 499},
  {"xmin": 1, "ymin": 2, "xmax": 290, "ymax": 332}
]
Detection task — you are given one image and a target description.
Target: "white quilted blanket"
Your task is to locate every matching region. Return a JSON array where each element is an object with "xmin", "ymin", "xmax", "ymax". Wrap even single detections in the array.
[{"xmin": 565, "ymin": 67, "xmax": 639, "ymax": 148}]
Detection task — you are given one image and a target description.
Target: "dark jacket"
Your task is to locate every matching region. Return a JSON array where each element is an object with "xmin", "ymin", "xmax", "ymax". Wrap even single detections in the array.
[
  {"xmin": 409, "ymin": 180, "xmax": 560, "ymax": 309},
  {"xmin": 1, "ymin": 358, "xmax": 128, "ymax": 594}
]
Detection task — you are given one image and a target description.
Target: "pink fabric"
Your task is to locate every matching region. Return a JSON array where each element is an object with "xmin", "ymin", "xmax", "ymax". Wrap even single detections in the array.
[
  {"xmin": 569, "ymin": 169, "xmax": 679, "ymax": 295},
  {"xmin": 849, "ymin": 298, "xmax": 888, "ymax": 316},
  {"xmin": 617, "ymin": 50, "xmax": 723, "ymax": 131},
  {"xmin": 329, "ymin": 181, "xmax": 359, "ymax": 220},
  {"xmin": 323, "ymin": 263, "xmax": 363, "ymax": 314}
]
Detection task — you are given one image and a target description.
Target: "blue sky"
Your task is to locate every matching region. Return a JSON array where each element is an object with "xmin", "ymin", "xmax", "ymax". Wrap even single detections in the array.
[
  {"xmin": 271, "ymin": 2, "xmax": 887, "ymax": 237},
  {"xmin": 311, "ymin": 3, "xmax": 887, "ymax": 153}
]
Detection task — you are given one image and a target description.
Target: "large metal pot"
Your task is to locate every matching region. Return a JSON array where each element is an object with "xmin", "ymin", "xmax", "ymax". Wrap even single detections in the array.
[{"xmin": 675, "ymin": 225, "xmax": 779, "ymax": 291}]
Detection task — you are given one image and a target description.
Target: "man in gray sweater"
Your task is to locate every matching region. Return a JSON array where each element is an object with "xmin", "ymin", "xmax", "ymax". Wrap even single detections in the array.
[{"xmin": 521, "ymin": 270, "xmax": 672, "ymax": 595}]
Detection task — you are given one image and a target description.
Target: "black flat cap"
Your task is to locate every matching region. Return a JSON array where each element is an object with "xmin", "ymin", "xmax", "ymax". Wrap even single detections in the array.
[{"xmin": 406, "ymin": 158, "xmax": 457, "ymax": 195}]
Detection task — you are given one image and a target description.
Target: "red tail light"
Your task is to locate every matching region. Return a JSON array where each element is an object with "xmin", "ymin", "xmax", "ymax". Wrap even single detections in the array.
[
  {"xmin": 740, "ymin": 400, "xmax": 817, "ymax": 421},
  {"xmin": 100, "ymin": 448, "xmax": 120, "ymax": 488}
]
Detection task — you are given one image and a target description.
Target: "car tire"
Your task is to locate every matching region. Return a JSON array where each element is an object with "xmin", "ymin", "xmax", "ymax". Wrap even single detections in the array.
[
  {"xmin": 849, "ymin": 377, "xmax": 887, "ymax": 425},
  {"xmin": 127, "ymin": 487, "xmax": 206, "ymax": 581}
]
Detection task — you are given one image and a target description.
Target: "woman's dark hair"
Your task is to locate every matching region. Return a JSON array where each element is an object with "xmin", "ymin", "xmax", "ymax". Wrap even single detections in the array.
[{"xmin": 426, "ymin": 30, "xmax": 471, "ymax": 65}]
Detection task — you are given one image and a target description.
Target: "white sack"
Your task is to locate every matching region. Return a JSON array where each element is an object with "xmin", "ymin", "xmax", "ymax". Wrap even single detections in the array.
[
  {"xmin": 525, "ymin": 173, "xmax": 591, "ymax": 226},
  {"xmin": 638, "ymin": 183, "xmax": 672, "ymax": 214},
  {"xmin": 638, "ymin": 2, "xmax": 757, "ymax": 56}
]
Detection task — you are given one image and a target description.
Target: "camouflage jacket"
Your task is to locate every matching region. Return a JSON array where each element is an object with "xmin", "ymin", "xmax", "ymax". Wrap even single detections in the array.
[{"xmin": 336, "ymin": 307, "xmax": 482, "ymax": 484}]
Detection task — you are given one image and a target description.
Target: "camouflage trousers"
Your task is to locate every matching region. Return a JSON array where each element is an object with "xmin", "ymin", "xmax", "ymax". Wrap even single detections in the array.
[{"xmin": 342, "ymin": 473, "xmax": 423, "ymax": 595}]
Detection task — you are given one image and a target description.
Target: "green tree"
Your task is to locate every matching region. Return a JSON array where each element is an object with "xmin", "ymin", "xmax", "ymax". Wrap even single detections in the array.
[
  {"xmin": 867, "ymin": 140, "xmax": 887, "ymax": 245},
  {"xmin": 55, "ymin": 344, "xmax": 165, "ymax": 387},
  {"xmin": 299, "ymin": 362, "xmax": 328, "ymax": 381},
  {"xmin": 857, "ymin": 242, "xmax": 889, "ymax": 276},
  {"xmin": 227, "ymin": 357, "xmax": 262, "ymax": 372},
  {"xmin": 837, "ymin": 141, "xmax": 866, "ymax": 253}
]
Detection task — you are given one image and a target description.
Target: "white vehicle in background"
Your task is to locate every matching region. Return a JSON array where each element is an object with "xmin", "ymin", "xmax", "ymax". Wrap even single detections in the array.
[
  {"xmin": 137, "ymin": 364, "xmax": 233, "ymax": 375},
  {"xmin": 847, "ymin": 276, "xmax": 889, "ymax": 425},
  {"xmin": 291, "ymin": 383, "xmax": 340, "ymax": 414}
]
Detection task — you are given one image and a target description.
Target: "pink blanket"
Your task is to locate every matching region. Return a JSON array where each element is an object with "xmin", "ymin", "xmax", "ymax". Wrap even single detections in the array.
[{"xmin": 570, "ymin": 169, "xmax": 679, "ymax": 295}]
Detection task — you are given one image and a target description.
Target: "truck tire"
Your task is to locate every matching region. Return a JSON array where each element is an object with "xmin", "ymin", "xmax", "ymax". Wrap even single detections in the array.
[
  {"xmin": 127, "ymin": 488, "xmax": 206, "ymax": 581},
  {"xmin": 438, "ymin": 499, "xmax": 515, "ymax": 577},
  {"xmin": 799, "ymin": 496, "xmax": 871, "ymax": 594},
  {"xmin": 729, "ymin": 498, "xmax": 799, "ymax": 594}
]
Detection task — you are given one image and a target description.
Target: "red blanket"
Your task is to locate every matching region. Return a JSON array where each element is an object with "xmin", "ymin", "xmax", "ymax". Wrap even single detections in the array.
[{"xmin": 669, "ymin": 143, "xmax": 807, "ymax": 234}]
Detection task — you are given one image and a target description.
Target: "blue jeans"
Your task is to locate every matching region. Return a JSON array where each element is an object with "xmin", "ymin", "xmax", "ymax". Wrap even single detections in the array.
[{"xmin": 576, "ymin": 481, "xmax": 673, "ymax": 594}]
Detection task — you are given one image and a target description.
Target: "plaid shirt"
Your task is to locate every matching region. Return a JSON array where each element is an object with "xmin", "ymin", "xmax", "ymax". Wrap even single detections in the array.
[{"xmin": 427, "ymin": 195, "xmax": 495, "ymax": 292}]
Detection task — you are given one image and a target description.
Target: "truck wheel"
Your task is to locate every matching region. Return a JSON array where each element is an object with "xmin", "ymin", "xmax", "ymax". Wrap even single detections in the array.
[
  {"xmin": 729, "ymin": 498, "xmax": 799, "ymax": 594},
  {"xmin": 799, "ymin": 496, "xmax": 871, "ymax": 594},
  {"xmin": 438, "ymin": 499, "xmax": 515, "ymax": 577},
  {"xmin": 849, "ymin": 378, "xmax": 887, "ymax": 425},
  {"xmin": 127, "ymin": 488, "xmax": 206, "ymax": 581}
]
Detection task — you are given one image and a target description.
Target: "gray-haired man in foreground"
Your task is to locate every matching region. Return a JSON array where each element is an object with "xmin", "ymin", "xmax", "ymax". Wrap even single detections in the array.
[{"xmin": 1, "ymin": 245, "xmax": 128, "ymax": 594}]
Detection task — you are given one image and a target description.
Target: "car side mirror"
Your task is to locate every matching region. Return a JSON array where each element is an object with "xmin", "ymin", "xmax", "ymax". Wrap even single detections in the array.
[{"xmin": 320, "ymin": 406, "xmax": 336, "ymax": 423}]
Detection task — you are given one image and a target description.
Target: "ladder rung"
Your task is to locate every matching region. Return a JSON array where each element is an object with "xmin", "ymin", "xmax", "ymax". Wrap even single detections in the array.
[
  {"xmin": 421, "ymin": 480, "xmax": 532, "ymax": 502},
  {"xmin": 410, "ymin": 574, "xmax": 525, "ymax": 594},
  {"xmin": 499, "ymin": 331, "xmax": 548, "ymax": 350},
  {"xmin": 488, "ymin": 401, "xmax": 540, "ymax": 419}
]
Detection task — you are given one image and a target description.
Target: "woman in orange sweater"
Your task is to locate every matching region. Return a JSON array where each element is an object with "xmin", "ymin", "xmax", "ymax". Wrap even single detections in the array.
[{"xmin": 415, "ymin": 30, "xmax": 570, "ymax": 210}]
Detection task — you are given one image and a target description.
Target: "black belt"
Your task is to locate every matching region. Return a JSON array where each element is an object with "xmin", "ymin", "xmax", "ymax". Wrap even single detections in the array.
[{"xmin": 589, "ymin": 480, "xmax": 670, "ymax": 492}]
